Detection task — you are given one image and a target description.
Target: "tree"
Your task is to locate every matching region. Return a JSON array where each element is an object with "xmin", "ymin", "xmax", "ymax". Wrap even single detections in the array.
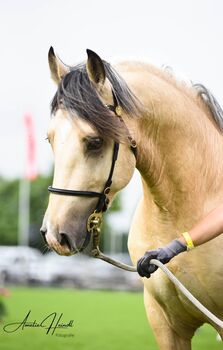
[
  {"xmin": 0, "ymin": 177, "xmax": 19, "ymax": 245},
  {"xmin": 0, "ymin": 175, "xmax": 121, "ymax": 252}
]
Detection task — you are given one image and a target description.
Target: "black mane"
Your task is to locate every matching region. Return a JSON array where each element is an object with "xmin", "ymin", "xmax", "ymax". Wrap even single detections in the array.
[{"xmin": 51, "ymin": 61, "xmax": 141, "ymax": 142}]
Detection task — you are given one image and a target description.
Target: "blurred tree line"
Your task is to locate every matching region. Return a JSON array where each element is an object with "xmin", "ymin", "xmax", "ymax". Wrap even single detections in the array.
[{"xmin": 0, "ymin": 175, "xmax": 121, "ymax": 252}]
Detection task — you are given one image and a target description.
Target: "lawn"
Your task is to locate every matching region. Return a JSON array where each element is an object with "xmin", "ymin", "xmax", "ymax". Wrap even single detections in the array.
[{"xmin": 0, "ymin": 287, "xmax": 222, "ymax": 350}]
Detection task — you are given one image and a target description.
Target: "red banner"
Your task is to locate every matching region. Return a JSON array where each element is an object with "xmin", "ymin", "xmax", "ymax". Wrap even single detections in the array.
[{"xmin": 24, "ymin": 114, "xmax": 38, "ymax": 181}]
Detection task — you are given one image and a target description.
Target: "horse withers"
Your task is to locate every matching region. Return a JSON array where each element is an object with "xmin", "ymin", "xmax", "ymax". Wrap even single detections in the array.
[{"xmin": 41, "ymin": 47, "xmax": 223, "ymax": 349}]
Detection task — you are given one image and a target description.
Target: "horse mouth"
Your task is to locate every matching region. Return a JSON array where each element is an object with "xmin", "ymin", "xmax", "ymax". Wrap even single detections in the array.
[
  {"xmin": 55, "ymin": 247, "xmax": 79, "ymax": 256},
  {"xmin": 53, "ymin": 233, "xmax": 80, "ymax": 256},
  {"xmin": 59, "ymin": 233, "xmax": 77, "ymax": 254},
  {"xmin": 50, "ymin": 241, "xmax": 79, "ymax": 256},
  {"xmin": 41, "ymin": 230, "xmax": 89, "ymax": 256}
]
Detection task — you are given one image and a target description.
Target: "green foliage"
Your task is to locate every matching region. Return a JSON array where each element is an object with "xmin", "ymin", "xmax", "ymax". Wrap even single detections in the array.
[
  {"xmin": 0, "ymin": 178, "xmax": 19, "ymax": 245},
  {"xmin": 0, "ymin": 175, "xmax": 121, "ymax": 251},
  {"xmin": 29, "ymin": 175, "xmax": 53, "ymax": 249},
  {"xmin": 0, "ymin": 175, "xmax": 52, "ymax": 248},
  {"xmin": 109, "ymin": 194, "xmax": 121, "ymax": 212}
]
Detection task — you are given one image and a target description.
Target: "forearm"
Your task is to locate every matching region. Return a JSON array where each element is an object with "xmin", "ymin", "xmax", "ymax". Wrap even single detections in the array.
[
  {"xmin": 178, "ymin": 204, "xmax": 223, "ymax": 247},
  {"xmin": 137, "ymin": 204, "xmax": 223, "ymax": 278}
]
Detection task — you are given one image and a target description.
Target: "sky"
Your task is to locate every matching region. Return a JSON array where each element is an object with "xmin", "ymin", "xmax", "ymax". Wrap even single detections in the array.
[{"xmin": 0, "ymin": 0, "xmax": 223, "ymax": 225}]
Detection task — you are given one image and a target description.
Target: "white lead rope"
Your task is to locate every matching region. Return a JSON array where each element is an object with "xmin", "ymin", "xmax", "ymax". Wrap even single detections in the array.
[
  {"xmin": 150, "ymin": 259, "xmax": 223, "ymax": 329},
  {"xmin": 93, "ymin": 250, "xmax": 223, "ymax": 329}
]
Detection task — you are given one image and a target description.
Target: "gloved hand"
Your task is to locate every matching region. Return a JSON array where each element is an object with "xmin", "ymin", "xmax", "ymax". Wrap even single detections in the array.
[{"xmin": 137, "ymin": 239, "xmax": 187, "ymax": 278}]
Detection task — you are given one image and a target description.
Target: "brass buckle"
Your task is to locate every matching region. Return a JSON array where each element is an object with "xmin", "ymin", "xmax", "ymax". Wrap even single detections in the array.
[{"xmin": 87, "ymin": 211, "xmax": 103, "ymax": 233}]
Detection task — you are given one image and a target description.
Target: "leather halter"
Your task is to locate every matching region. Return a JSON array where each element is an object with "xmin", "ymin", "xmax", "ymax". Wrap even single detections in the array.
[
  {"xmin": 48, "ymin": 141, "xmax": 120, "ymax": 213},
  {"xmin": 48, "ymin": 93, "xmax": 137, "ymax": 251}
]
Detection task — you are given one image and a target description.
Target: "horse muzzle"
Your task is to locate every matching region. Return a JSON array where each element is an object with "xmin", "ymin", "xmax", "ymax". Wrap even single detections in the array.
[{"xmin": 40, "ymin": 223, "xmax": 92, "ymax": 256}]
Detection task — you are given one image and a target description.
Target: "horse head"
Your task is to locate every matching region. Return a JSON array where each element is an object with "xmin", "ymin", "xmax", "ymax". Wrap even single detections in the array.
[{"xmin": 41, "ymin": 48, "xmax": 138, "ymax": 256}]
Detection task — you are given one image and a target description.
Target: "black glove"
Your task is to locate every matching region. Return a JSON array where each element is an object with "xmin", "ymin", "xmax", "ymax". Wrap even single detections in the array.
[{"xmin": 137, "ymin": 239, "xmax": 187, "ymax": 278}]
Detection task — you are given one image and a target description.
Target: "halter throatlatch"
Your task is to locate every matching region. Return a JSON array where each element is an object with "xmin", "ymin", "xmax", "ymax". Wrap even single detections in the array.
[{"xmin": 48, "ymin": 93, "xmax": 137, "ymax": 271}]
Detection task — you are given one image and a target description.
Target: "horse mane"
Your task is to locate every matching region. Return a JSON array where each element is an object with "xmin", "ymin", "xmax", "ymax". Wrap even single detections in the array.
[
  {"xmin": 161, "ymin": 66, "xmax": 223, "ymax": 132},
  {"xmin": 51, "ymin": 58, "xmax": 223, "ymax": 137},
  {"xmin": 193, "ymin": 83, "xmax": 223, "ymax": 131},
  {"xmin": 51, "ymin": 61, "xmax": 142, "ymax": 142}
]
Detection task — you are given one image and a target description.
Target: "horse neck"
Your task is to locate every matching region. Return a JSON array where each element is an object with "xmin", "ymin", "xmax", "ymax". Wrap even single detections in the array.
[{"xmin": 123, "ymin": 65, "xmax": 223, "ymax": 222}]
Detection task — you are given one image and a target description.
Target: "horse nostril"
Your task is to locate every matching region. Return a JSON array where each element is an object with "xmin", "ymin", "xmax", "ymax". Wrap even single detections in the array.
[
  {"xmin": 40, "ymin": 229, "xmax": 48, "ymax": 245},
  {"xmin": 59, "ymin": 233, "xmax": 72, "ymax": 252}
]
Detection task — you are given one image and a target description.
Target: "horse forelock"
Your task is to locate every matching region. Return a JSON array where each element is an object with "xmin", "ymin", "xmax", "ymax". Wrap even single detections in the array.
[{"xmin": 51, "ymin": 61, "xmax": 141, "ymax": 142}]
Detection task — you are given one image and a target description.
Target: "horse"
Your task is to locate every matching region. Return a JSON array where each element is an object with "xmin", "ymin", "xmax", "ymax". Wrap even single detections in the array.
[{"xmin": 41, "ymin": 47, "xmax": 223, "ymax": 349}]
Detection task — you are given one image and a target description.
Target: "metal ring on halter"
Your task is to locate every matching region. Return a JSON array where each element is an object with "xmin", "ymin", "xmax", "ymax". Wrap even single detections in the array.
[{"xmin": 87, "ymin": 211, "xmax": 103, "ymax": 233}]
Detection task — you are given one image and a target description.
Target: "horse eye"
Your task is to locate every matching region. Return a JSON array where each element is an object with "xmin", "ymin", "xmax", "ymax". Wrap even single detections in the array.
[{"xmin": 86, "ymin": 137, "xmax": 103, "ymax": 151}]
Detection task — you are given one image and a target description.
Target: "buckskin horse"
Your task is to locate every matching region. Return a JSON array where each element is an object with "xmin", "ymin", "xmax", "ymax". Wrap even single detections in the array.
[{"xmin": 41, "ymin": 47, "xmax": 223, "ymax": 349}]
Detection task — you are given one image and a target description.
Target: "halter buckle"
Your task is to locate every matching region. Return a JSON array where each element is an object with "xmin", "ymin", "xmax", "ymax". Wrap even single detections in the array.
[{"xmin": 87, "ymin": 211, "xmax": 103, "ymax": 233}]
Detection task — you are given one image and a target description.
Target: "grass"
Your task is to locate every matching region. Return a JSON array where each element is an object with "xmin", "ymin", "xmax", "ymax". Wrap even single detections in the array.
[{"xmin": 0, "ymin": 287, "xmax": 222, "ymax": 350}]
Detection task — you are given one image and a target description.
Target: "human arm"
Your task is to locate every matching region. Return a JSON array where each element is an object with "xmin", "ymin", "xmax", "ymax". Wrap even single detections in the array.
[
  {"xmin": 137, "ymin": 203, "xmax": 223, "ymax": 278},
  {"xmin": 179, "ymin": 203, "xmax": 223, "ymax": 247}
]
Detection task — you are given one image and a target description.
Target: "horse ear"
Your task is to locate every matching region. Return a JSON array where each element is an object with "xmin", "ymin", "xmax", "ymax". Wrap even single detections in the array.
[
  {"xmin": 48, "ymin": 47, "xmax": 70, "ymax": 84},
  {"xmin": 86, "ymin": 49, "xmax": 106, "ymax": 86}
]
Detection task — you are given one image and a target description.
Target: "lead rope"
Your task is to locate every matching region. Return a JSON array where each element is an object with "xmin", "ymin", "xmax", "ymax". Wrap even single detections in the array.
[{"xmin": 91, "ymin": 229, "xmax": 223, "ymax": 329}]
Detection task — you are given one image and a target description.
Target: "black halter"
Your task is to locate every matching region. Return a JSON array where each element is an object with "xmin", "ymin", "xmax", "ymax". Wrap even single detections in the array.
[
  {"xmin": 48, "ymin": 94, "xmax": 137, "ymax": 250},
  {"xmin": 48, "ymin": 141, "xmax": 120, "ymax": 213}
]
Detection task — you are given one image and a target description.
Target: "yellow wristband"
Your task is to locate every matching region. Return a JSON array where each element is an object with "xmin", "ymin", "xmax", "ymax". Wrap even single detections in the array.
[{"xmin": 182, "ymin": 232, "xmax": 194, "ymax": 250}]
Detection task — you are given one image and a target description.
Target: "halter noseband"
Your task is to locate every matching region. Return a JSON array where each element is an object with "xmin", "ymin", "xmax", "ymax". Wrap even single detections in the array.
[
  {"xmin": 48, "ymin": 141, "xmax": 120, "ymax": 213},
  {"xmin": 48, "ymin": 93, "xmax": 137, "ymax": 251}
]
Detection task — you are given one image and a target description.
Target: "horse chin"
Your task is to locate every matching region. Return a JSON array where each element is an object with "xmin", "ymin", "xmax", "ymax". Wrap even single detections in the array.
[
  {"xmin": 43, "ymin": 231, "xmax": 80, "ymax": 256},
  {"xmin": 50, "ymin": 242, "xmax": 79, "ymax": 256},
  {"xmin": 54, "ymin": 244, "xmax": 92, "ymax": 257},
  {"xmin": 54, "ymin": 247, "xmax": 79, "ymax": 256},
  {"xmin": 51, "ymin": 239, "xmax": 89, "ymax": 257}
]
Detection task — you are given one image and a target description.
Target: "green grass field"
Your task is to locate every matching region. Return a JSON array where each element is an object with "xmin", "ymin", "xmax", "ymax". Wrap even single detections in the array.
[{"xmin": 0, "ymin": 287, "xmax": 222, "ymax": 350}]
